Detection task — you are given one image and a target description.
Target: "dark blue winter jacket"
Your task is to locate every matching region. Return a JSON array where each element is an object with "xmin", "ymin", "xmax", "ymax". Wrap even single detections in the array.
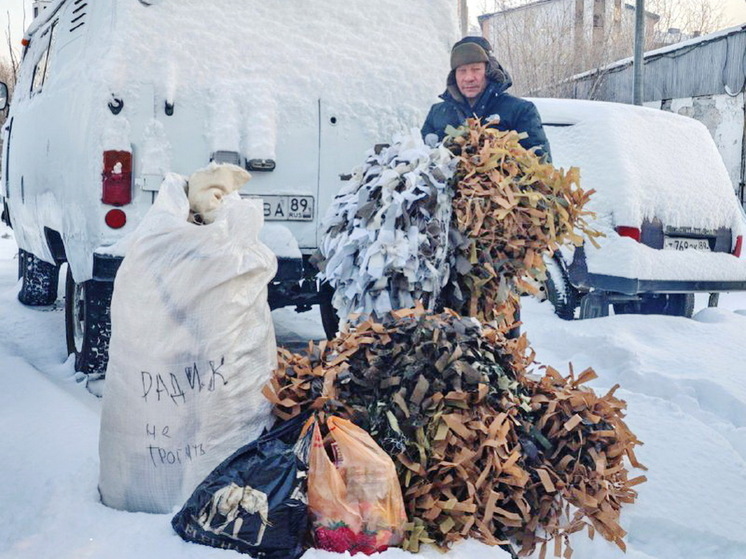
[{"xmin": 422, "ymin": 58, "xmax": 551, "ymax": 161}]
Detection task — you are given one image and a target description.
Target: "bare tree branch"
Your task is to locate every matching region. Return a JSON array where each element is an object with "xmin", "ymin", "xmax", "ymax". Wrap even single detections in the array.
[
  {"xmin": 5, "ymin": 11, "xmax": 19, "ymax": 84},
  {"xmin": 478, "ymin": 0, "xmax": 724, "ymax": 98},
  {"xmin": 648, "ymin": 0, "xmax": 726, "ymax": 35}
]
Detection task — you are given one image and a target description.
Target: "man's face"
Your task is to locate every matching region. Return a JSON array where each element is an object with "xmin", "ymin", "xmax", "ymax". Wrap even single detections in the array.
[{"xmin": 455, "ymin": 62, "xmax": 487, "ymax": 103}]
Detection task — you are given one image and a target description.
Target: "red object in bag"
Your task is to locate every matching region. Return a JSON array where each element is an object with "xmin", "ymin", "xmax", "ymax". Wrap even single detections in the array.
[{"xmin": 308, "ymin": 416, "xmax": 407, "ymax": 555}]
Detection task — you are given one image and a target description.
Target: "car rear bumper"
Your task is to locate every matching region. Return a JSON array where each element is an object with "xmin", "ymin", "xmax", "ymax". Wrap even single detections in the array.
[
  {"xmin": 569, "ymin": 245, "xmax": 746, "ymax": 295},
  {"xmin": 92, "ymin": 253, "xmax": 304, "ymax": 283}
]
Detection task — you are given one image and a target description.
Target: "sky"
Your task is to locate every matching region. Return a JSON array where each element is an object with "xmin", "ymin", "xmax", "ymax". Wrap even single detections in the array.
[
  {"xmin": 1, "ymin": 0, "xmax": 746, "ymax": 63},
  {"xmin": 1, "ymin": 0, "xmax": 32, "ymax": 64}
]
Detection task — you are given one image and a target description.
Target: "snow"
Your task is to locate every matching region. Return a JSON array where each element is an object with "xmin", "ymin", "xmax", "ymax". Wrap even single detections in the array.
[
  {"xmin": 258, "ymin": 224, "xmax": 302, "ymax": 261},
  {"xmin": 23, "ymin": 0, "xmax": 66, "ymax": 37},
  {"xmin": 93, "ymin": 0, "xmax": 455, "ymax": 156},
  {"xmin": 534, "ymin": 98, "xmax": 741, "ymax": 232},
  {"xmin": 1, "ymin": 222, "xmax": 746, "ymax": 559},
  {"xmin": 579, "ymin": 225, "xmax": 746, "ymax": 281},
  {"xmin": 18, "ymin": 0, "xmax": 457, "ymax": 141}
]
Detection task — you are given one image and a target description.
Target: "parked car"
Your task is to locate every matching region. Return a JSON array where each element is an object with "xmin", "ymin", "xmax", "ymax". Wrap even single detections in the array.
[
  {"xmin": 0, "ymin": 0, "xmax": 457, "ymax": 376},
  {"xmin": 532, "ymin": 98, "xmax": 746, "ymax": 319}
]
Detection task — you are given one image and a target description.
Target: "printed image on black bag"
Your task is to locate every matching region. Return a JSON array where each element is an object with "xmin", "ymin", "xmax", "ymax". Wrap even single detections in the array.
[{"xmin": 172, "ymin": 413, "xmax": 312, "ymax": 559}]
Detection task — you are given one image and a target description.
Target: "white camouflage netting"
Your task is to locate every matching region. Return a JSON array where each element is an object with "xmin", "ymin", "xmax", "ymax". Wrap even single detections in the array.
[{"xmin": 317, "ymin": 131, "xmax": 456, "ymax": 322}]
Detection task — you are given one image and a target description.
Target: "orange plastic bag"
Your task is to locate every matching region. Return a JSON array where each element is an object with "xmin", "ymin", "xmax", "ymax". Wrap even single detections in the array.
[{"xmin": 307, "ymin": 416, "xmax": 407, "ymax": 555}]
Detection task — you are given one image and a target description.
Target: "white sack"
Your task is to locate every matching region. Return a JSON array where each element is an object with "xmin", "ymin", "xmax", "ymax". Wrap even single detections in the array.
[{"xmin": 99, "ymin": 173, "xmax": 278, "ymax": 513}]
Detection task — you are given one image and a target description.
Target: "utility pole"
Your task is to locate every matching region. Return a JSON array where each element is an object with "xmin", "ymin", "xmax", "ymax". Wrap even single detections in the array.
[
  {"xmin": 574, "ymin": 0, "xmax": 585, "ymax": 73},
  {"xmin": 633, "ymin": 0, "xmax": 645, "ymax": 105},
  {"xmin": 592, "ymin": 0, "xmax": 606, "ymax": 54},
  {"xmin": 459, "ymin": 0, "xmax": 469, "ymax": 36}
]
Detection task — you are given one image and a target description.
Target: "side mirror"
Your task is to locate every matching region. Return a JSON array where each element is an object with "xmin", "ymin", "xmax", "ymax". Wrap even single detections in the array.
[{"xmin": 0, "ymin": 82, "xmax": 7, "ymax": 111}]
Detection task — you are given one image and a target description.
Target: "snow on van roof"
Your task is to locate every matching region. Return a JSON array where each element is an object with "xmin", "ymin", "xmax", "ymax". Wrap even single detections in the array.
[
  {"xmin": 531, "ymin": 97, "xmax": 743, "ymax": 232},
  {"xmin": 24, "ymin": 0, "xmax": 66, "ymax": 37},
  {"xmin": 18, "ymin": 1, "xmax": 457, "ymax": 162},
  {"xmin": 36, "ymin": 0, "xmax": 456, "ymax": 156}
]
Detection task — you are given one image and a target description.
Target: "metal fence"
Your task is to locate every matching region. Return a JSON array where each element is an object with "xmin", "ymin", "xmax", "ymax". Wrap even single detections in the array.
[{"xmin": 551, "ymin": 25, "xmax": 746, "ymax": 103}]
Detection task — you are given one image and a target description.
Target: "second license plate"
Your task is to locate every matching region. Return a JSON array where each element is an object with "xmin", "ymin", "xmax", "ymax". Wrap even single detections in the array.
[{"xmin": 663, "ymin": 237, "xmax": 710, "ymax": 251}]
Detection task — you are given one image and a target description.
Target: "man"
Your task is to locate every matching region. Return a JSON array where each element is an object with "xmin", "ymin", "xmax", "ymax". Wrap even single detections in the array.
[{"xmin": 422, "ymin": 36, "xmax": 551, "ymax": 161}]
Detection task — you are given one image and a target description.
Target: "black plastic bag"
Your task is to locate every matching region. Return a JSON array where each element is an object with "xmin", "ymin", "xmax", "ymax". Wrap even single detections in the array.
[{"xmin": 172, "ymin": 413, "xmax": 312, "ymax": 559}]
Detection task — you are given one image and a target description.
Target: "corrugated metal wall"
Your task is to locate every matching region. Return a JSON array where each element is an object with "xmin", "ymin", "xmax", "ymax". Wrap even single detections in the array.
[{"xmin": 563, "ymin": 25, "xmax": 746, "ymax": 103}]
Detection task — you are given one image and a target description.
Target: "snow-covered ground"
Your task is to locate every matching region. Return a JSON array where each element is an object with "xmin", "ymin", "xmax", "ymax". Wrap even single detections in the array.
[{"xmin": 1, "ymin": 223, "xmax": 745, "ymax": 559}]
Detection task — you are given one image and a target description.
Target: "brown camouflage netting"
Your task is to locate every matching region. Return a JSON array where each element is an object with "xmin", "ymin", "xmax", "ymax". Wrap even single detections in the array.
[
  {"xmin": 441, "ymin": 118, "xmax": 601, "ymax": 330},
  {"xmin": 264, "ymin": 305, "xmax": 646, "ymax": 557}
]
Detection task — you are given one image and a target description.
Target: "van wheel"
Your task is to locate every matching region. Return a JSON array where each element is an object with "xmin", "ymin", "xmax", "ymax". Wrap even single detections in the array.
[
  {"xmin": 319, "ymin": 282, "xmax": 340, "ymax": 340},
  {"xmin": 579, "ymin": 291, "xmax": 609, "ymax": 319},
  {"xmin": 65, "ymin": 267, "xmax": 113, "ymax": 377},
  {"xmin": 17, "ymin": 249, "xmax": 60, "ymax": 306},
  {"xmin": 544, "ymin": 254, "xmax": 579, "ymax": 320}
]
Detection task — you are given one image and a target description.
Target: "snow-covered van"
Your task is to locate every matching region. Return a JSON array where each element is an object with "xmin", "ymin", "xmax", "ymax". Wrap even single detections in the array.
[
  {"xmin": 0, "ymin": 0, "xmax": 457, "ymax": 375},
  {"xmin": 533, "ymin": 98, "xmax": 746, "ymax": 319}
]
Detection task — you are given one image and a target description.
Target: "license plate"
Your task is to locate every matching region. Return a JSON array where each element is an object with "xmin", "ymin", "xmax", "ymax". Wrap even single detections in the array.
[
  {"xmin": 258, "ymin": 195, "xmax": 314, "ymax": 221},
  {"xmin": 664, "ymin": 237, "xmax": 710, "ymax": 251}
]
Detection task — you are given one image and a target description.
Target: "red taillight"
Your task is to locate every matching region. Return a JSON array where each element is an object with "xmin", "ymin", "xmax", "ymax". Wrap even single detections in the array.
[
  {"xmin": 102, "ymin": 150, "xmax": 132, "ymax": 206},
  {"xmin": 616, "ymin": 226, "xmax": 641, "ymax": 242},
  {"xmin": 734, "ymin": 235, "xmax": 743, "ymax": 257},
  {"xmin": 105, "ymin": 209, "xmax": 127, "ymax": 229}
]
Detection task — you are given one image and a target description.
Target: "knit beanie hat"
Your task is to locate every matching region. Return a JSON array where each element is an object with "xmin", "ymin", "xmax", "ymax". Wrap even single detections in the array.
[{"xmin": 450, "ymin": 42, "xmax": 489, "ymax": 70}]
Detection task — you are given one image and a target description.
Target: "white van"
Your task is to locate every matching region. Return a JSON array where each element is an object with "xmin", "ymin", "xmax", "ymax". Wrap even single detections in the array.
[{"xmin": 0, "ymin": 0, "xmax": 457, "ymax": 376}]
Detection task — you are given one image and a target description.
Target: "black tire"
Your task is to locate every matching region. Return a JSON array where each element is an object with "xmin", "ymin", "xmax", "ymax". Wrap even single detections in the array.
[
  {"xmin": 17, "ymin": 249, "xmax": 60, "ymax": 306},
  {"xmin": 65, "ymin": 266, "xmax": 114, "ymax": 377},
  {"xmin": 544, "ymin": 254, "xmax": 579, "ymax": 320},
  {"xmin": 1, "ymin": 200, "xmax": 10, "ymax": 227},
  {"xmin": 579, "ymin": 291, "xmax": 609, "ymax": 319},
  {"xmin": 318, "ymin": 281, "xmax": 340, "ymax": 340}
]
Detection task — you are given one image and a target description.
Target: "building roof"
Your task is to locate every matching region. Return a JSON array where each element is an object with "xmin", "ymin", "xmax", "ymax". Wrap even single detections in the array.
[
  {"xmin": 553, "ymin": 22, "xmax": 746, "ymax": 103},
  {"xmin": 477, "ymin": 0, "xmax": 553, "ymax": 21},
  {"xmin": 477, "ymin": 0, "xmax": 659, "ymax": 22},
  {"xmin": 570, "ymin": 22, "xmax": 746, "ymax": 81}
]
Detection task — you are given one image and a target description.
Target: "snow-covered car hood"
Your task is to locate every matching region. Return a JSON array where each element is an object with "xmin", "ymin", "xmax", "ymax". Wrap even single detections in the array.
[
  {"xmin": 533, "ymin": 98, "xmax": 746, "ymax": 283},
  {"xmin": 533, "ymin": 97, "xmax": 743, "ymax": 232}
]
